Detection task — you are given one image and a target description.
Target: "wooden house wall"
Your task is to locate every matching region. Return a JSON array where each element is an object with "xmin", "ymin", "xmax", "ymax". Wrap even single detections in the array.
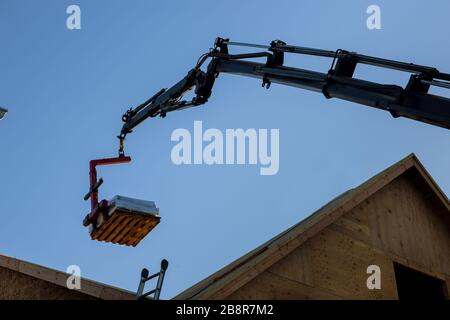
[
  {"xmin": 0, "ymin": 266, "xmax": 98, "ymax": 300},
  {"xmin": 227, "ymin": 172, "xmax": 450, "ymax": 299}
]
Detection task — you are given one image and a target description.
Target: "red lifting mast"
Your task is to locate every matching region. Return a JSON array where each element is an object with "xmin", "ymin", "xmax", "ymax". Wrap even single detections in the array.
[{"xmin": 83, "ymin": 155, "xmax": 131, "ymax": 228}]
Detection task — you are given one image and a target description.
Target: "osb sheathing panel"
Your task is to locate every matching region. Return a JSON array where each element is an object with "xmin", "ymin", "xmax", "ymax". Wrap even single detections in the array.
[
  {"xmin": 367, "ymin": 173, "xmax": 450, "ymax": 276},
  {"xmin": 0, "ymin": 266, "xmax": 98, "ymax": 300},
  {"xmin": 227, "ymin": 270, "xmax": 341, "ymax": 300},
  {"xmin": 228, "ymin": 229, "xmax": 398, "ymax": 300},
  {"xmin": 307, "ymin": 228, "xmax": 398, "ymax": 299}
]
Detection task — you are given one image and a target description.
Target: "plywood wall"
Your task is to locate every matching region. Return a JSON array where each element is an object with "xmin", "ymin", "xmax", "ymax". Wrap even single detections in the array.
[
  {"xmin": 0, "ymin": 267, "xmax": 98, "ymax": 300},
  {"xmin": 367, "ymin": 172, "xmax": 450, "ymax": 276},
  {"xmin": 227, "ymin": 172, "xmax": 450, "ymax": 299}
]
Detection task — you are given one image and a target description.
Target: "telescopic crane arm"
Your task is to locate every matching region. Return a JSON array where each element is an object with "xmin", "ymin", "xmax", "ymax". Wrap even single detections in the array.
[
  {"xmin": 83, "ymin": 38, "xmax": 450, "ymax": 244},
  {"xmin": 118, "ymin": 37, "xmax": 450, "ymax": 155}
]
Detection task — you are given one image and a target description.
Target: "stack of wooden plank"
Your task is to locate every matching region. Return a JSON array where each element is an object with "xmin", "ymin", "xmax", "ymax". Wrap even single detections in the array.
[{"xmin": 89, "ymin": 196, "xmax": 160, "ymax": 247}]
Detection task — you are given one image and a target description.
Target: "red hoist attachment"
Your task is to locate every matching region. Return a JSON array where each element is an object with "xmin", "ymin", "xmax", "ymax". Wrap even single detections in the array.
[{"xmin": 83, "ymin": 154, "xmax": 160, "ymax": 247}]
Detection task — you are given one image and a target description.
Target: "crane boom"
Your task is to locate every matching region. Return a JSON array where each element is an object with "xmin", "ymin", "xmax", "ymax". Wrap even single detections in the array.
[
  {"xmin": 83, "ymin": 37, "xmax": 450, "ymax": 245},
  {"xmin": 118, "ymin": 37, "xmax": 450, "ymax": 155}
]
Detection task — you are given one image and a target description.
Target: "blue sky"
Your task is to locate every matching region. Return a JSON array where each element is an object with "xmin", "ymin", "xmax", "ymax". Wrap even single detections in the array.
[{"xmin": 0, "ymin": 0, "xmax": 449, "ymax": 299}]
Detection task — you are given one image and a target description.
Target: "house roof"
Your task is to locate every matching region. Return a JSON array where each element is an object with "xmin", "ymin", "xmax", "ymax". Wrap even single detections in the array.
[
  {"xmin": 174, "ymin": 153, "xmax": 450, "ymax": 300},
  {"xmin": 0, "ymin": 254, "xmax": 136, "ymax": 300}
]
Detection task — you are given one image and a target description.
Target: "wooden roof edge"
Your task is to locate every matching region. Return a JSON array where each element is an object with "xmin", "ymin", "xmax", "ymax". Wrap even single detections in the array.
[
  {"xmin": 0, "ymin": 253, "xmax": 136, "ymax": 300},
  {"xmin": 174, "ymin": 153, "xmax": 449, "ymax": 300}
]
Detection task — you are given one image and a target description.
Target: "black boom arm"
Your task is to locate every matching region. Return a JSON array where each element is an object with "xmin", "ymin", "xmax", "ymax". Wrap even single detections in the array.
[{"xmin": 118, "ymin": 37, "xmax": 450, "ymax": 154}]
